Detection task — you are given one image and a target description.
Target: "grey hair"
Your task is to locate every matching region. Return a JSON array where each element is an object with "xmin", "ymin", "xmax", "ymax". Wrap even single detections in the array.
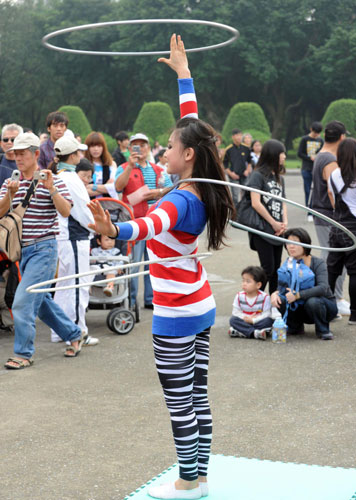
[
  {"xmin": 28, "ymin": 146, "xmax": 39, "ymax": 154},
  {"xmin": 242, "ymin": 132, "xmax": 252, "ymax": 142},
  {"xmin": 1, "ymin": 123, "xmax": 24, "ymax": 140}
]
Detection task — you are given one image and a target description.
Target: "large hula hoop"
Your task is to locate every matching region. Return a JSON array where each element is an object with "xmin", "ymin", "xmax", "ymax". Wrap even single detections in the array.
[
  {"xmin": 41, "ymin": 19, "xmax": 239, "ymax": 56},
  {"xmin": 26, "ymin": 178, "xmax": 355, "ymax": 294},
  {"xmin": 26, "ymin": 253, "xmax": 212, "ymax": 294},
  {"xmin": 178, "ymin": 178, "xmax": 356, "ymax": 252}
]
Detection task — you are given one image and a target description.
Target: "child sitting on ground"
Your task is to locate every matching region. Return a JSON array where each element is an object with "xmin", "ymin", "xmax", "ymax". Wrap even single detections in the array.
[
  {"xmin": 91, "ymin": 234, "xmax": 124, "ymax": 297},
  {"xmin": 229, "ymin": 266, "xmax": 273, "ymax": 340}
]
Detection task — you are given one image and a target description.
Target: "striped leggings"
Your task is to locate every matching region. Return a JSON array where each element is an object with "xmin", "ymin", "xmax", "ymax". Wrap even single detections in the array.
[{"xmin": 153, "ymin": 328, "xmax": 212, "ymax": 481}]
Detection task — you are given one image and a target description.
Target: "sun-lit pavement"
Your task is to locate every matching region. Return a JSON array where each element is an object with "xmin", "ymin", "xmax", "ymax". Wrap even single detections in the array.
[{"xmin": 0, "ymin": 172, "xmax": 355, "ymax": 500}]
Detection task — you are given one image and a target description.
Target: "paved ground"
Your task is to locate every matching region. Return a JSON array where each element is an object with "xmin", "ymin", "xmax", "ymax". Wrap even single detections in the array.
[{"xmin": 0, "ymin": 173, "xmax": 355, "ymax": 500}]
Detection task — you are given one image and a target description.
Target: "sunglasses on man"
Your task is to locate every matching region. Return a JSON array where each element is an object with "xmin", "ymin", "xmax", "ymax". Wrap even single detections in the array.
[{"xmin": 2, "ymin": 138, "xmax": 15, "ymax": 143}]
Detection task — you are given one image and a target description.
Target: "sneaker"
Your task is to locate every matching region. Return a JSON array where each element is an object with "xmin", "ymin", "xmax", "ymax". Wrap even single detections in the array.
[
  {"xmin": 337, "ymin": 299, "xmax": 351, "ymax": 316},
  {"xmin": 331, "ymin": 313, "xmax": 342, "ymax": 322},
  {"xmin": 271, "ymin": 307, "xmax": 282, "ymax": 320},
  {"xmin": 83, "ymin": 334, "xmax": 99, "ymax": 346},
  {"xmin": 321, "ymin": 332, "xmax": 334, "ymax": 340},
  {"xmin": 307, "ymin": 214, "xmax": 313, "ymax": 222},
  {"xmin": 348, "ymin": 313, "xmax": 356, "ymax": 325},
  {"xmin": 228, "ymin": 327, "xmax": 247, "ymax": 338},
  {"xmin": 254, "ymin": 329, "xmax": 267, "ymax": 340}
]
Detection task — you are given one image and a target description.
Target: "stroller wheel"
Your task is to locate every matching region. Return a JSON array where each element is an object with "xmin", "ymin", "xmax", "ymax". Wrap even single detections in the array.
[
  {"xmin": 134, "ymin": 301, "xmax": 140, "ymax": 324},
  {"xmin": 110, "ymin": 308, "xmax": 135, "ymax": 335}
]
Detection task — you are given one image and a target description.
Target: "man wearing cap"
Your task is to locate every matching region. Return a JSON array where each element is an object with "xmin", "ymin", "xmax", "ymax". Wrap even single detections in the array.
[
  {"xmin": 49, "ymin": 136, "xmax": 99, "ymax": 347},
  {"xmin": 312, "ymin": 120, "xmax": 350, "ymax": 316},
  {"xmin": 38, "ymin": 110, "xmax": 69, "ymax": 170},
  {"xmin": 0, "ymin": 132, "xmax": 83, "ymax": 369},
  {"xmin": 114, "ymin": 133, "xmax": 172, "ymax": 309},
  {"xmin": 223, "ymin": 128, "xmax": 252, "ymax": 209}
]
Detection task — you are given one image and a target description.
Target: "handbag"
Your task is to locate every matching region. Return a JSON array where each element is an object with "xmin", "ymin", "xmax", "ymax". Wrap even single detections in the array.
[
  {"xmin": 0, "ymin": 180, "xmax": 39, "ymax": 262},
  {"xmin": 235, "ymin": 195, "xmax": 274, "ymax": 234}
]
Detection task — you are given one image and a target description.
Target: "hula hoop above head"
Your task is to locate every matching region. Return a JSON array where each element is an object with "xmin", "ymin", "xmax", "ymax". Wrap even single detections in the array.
[
  {"xmin": 176, "ymin": 178, "xmax": 356, "ymax": 253},
  {"xmin": 41, "ymin": 19, "xmax": 239, "ymax": 56},
  {"xmin": 26, "ymin": 253, "xmax": 212, "ymax": 294}
]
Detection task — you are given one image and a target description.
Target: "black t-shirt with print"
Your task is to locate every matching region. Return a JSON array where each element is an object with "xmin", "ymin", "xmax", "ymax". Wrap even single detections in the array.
[{"xmin": 247, "ymin": 170, "xmax": 285, "ymax": 222}]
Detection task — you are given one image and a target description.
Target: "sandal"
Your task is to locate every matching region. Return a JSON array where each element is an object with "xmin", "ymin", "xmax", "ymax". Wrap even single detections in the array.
[
  {"xmin": 4, "ymin": 357, "xmax": 34, "ymax": 370},
  {"xmin": 64, "ymin": 336, "xmax": 84, "ymax": 358}
]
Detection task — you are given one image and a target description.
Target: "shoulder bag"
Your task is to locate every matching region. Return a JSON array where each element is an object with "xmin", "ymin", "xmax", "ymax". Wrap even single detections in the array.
[{"xmin": 0, "ymin": 180, "xmax": 39, "ymax": 262}]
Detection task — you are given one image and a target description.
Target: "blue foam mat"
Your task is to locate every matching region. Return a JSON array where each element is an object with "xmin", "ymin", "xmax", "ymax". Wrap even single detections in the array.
[{"xmin": 124, "ymin": 454, "xmax": 356, "ymax": 500}]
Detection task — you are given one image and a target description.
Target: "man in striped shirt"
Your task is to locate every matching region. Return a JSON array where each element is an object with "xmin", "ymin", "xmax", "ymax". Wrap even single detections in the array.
[
  {"xmin": 114, "ymin": 132, "xmax": 172, "ymax": 309},
  {"xmin": 0, "ymin": 132, "xmax": 83, "ymax": 369}
]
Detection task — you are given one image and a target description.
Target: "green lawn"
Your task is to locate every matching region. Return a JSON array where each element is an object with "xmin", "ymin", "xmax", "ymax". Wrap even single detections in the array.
[{"xmin": 285, "ymin": 158, "xmax": 301, "ymax": 169}]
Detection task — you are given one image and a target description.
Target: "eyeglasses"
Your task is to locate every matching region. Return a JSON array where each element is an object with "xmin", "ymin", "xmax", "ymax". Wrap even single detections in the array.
[{"xmin": 2, "ymin": 137, "xmax": 15, "ymax": 143}]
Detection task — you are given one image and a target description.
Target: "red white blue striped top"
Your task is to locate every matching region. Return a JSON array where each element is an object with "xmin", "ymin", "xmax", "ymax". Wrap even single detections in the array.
[{"xmin": 116, "ymin": 78, "xmax": 215, "ymax": 336}]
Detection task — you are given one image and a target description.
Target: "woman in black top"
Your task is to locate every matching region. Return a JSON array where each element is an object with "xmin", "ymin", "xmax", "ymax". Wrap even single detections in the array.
[
  {"xmin": 271, "ymin": 228, "xmax": 338, "ymax": 340},
  {"xmin": 327, "ymin": 138, "xmax": 356, "ymax": 324},
  {"xmin": 246, "ymin": 139, "xmax": 288, "ymax": 293}
]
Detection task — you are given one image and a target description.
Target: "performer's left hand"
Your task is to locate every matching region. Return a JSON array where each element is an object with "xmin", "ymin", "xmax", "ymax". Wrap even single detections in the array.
[{"xmin": 88, "ymin": 199, "xmax": 118, "ymax": 237}]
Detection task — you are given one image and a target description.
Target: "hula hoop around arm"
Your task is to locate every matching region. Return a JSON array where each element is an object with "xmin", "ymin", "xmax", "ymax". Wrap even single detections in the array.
[
  {"xmin": 26, "ymin": 253, "xmax": 212, "ymax": 294},
  {"xmin": 41, "ymin": 19, "xmax": 239, "ymax": 56},
  {"xmin": 177, "ymin": 178, "xmax": 356, "ymax": 252}
]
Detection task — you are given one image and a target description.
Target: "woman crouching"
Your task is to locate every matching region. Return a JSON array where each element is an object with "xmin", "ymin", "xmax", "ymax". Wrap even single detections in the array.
[{"xmin": 271, "ymin": 228, "xmax": 338, "ymax": 340}]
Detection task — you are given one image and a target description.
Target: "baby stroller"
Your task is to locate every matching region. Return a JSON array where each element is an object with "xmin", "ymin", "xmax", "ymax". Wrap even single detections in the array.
[{"xmin": 88, "ymin": 198, "xmax": 140, "ymax": 335}]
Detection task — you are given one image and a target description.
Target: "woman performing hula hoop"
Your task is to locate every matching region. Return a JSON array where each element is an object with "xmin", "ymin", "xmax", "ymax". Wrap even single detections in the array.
[{"xmin": 88, "ymin": 34, "xmax": 234, "ymax": 500}]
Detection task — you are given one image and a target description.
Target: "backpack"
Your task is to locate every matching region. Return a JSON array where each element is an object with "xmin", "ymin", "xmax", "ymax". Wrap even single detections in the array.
[
  {"xmin": 277, "ymin": 257, "xmax": 315, "ymax": 311},
  {"xmin": 0, "ymin": 179, "xmax": 39, "ymax": 262}
]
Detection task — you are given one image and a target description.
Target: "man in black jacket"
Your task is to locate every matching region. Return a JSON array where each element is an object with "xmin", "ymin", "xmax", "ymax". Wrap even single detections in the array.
[{"xmin": 223, "ymin": 128, "xmax": 251, "ymax": 208}]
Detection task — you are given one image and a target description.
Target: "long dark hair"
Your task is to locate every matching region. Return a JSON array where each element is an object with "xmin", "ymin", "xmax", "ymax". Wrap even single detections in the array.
[
  {"xmin": 337, "ymin": 138, "xmax": 356, "ymax": 191},
  {"xmin": 175, "ymin": 117, "xmax": 235, "ymax": 251},
  {"xmin": 255, "ymin": 139, "xmax": 286, "ymax": 183}
]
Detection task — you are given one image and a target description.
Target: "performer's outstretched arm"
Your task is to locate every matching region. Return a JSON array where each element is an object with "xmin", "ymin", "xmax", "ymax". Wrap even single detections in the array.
[{"xmin": 158, "ymin": 34, "xmax": 198, "ymax": 119}]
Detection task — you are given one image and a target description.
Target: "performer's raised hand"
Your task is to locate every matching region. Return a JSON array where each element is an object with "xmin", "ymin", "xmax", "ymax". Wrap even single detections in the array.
[
  {"xmin": 88, "ymin": 199, "xmax": 118, "ymax": 238},
  {"xmin": 158, "ymin": 34, "xmax": 191, "ymax": 79}
]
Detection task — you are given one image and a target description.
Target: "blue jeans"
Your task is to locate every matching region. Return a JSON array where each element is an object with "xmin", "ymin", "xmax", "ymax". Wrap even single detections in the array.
[
  {"xmin": 279, "ymin": 295, "xmax": 337, "ymax": 335},
  {"xmin": 301, "ymin": 169, "xmax": 313, "ymax": 208},
  {"xmin": 130, "ymin": 239, "xmax": 153, "ymax": 306},
  {"xmin": 12, "ymin": 239, "xmax": 82, "ymax": 359}
]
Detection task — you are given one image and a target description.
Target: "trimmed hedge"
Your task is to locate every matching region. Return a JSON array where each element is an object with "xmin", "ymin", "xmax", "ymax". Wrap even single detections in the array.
[
  {"xmin": 133, "ymin": 101, "xmax": 175, "ymax": 141},
  {"xmin": 222, "ymin": 102, "xmax": 270, "ymax": 144},
  {"xmin": 322, "ymin": 99, "xmax": 356, "ymax": 138},
  {"xmin": 100, "ymin": 132, "xmax": 116, "ymax": 154},
  {"xmin": 58, "ymin": 105, "xmax": 92, "ymax": 139}
]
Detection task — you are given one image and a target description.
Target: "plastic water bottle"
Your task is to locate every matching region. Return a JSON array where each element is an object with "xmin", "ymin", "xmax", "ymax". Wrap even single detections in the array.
[{"xmin": 272, "ymin": 317, "xmax": 287, "ymax": 343}]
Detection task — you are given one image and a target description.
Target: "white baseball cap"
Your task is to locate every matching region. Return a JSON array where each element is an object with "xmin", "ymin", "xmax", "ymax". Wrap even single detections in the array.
[
  {"xmin": 130, "ymin": 133, "xmax": 149, "ymax": 144},
  {"xmin": 54, "ymin": 136, "xmax": 88, "ymax": 155},
  {"xmin": 9, "ymin": 132, "xmax": 40, "ymax": 150}
]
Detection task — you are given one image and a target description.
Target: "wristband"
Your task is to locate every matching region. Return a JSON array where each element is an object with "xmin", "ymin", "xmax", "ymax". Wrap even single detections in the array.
[
  {"xmin": 49, "ymin": 188, "xmax": 58, "ymax": 197},
  {"xmin": 108, "ymin": 225, "xmax": 119, "ymax": 239},
  {"xmin": 92, "ymin": 184, "xmax": 98, "ymax": 192}
]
